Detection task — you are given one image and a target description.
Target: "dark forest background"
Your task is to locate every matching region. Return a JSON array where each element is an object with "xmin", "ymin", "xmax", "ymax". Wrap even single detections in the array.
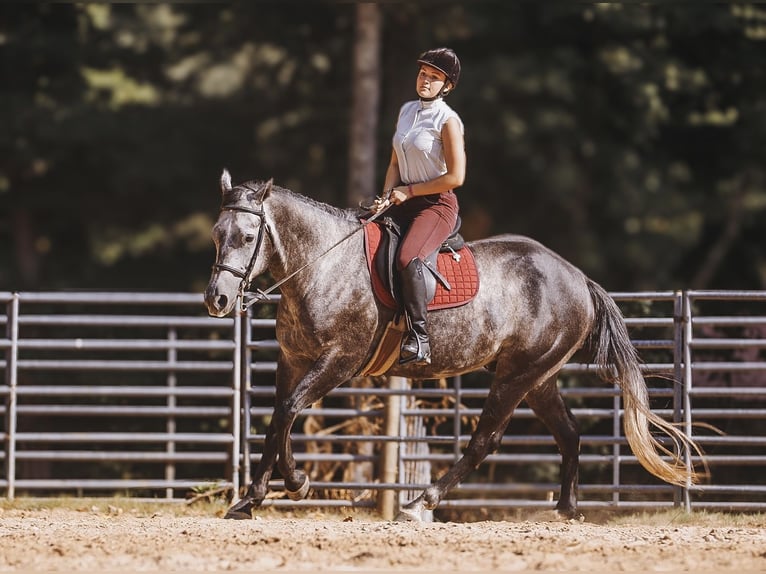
[{"xmin": 2, "ymin": 3, "xmax": 766, "ymax": 294}]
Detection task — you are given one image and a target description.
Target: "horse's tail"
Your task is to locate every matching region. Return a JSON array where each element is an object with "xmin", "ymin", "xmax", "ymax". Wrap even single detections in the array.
[{"xmin": 587, "ymin": 279, "xmax": 701, "ymax": 486}]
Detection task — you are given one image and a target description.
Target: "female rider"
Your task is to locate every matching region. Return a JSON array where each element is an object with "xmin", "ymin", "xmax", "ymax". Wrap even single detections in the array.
[{"xmin": 382, "ymin": 47, "xmax": 466, "ymax": 365}]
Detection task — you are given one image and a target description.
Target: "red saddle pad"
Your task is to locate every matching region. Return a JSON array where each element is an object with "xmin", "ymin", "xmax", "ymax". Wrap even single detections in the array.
[{"xmin": 363, "ymin": 222, "xmax": 479, "ymax": 311}]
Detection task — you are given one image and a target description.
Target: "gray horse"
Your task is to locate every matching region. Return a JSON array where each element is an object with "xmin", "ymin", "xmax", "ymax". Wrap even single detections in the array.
[{"xmin": 204, "ymin": 169, "xmax": 701, "ymax": 521}]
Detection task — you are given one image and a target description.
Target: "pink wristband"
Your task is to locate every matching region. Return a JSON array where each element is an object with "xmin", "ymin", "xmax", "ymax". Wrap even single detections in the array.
[{"xmin": 408, "ymin": 184, "xmax": 413, "ymax": 198}]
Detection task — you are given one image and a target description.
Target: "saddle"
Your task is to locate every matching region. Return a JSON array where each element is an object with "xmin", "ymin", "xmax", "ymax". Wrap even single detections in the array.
[
  {"xmin": 358, "ymin": 217, "xmax": 479, "ymax": 377},
  {"xmin": 362, "ymin": 216, "xmax": 479, "ymax": 311}
]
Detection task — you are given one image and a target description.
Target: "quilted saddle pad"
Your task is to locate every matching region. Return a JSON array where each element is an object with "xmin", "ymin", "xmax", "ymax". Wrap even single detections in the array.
[{"xmin": 363, "ymin": 222, "xmax": 480, "ymax": 311}]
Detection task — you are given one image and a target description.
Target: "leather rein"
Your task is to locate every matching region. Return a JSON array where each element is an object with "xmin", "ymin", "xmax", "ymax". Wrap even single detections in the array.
[{"xmin": 212, "ymin": 192, "xmax": 391, "ymax": 312}]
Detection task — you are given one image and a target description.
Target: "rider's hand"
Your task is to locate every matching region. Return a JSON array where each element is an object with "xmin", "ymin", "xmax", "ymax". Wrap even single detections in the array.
[
  {"xmin": 370, "ymin": 195, "xmax": 390, "ymax": 213},
  {"xmin": 390, "ymin": 186, "xmax": 410, "ymax": 205}
]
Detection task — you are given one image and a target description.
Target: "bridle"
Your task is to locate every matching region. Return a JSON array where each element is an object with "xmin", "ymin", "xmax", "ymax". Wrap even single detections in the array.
[
  {"xmin": 212, "ymin": 186, "xmax": 392, "ymax": 311},
  {"xmin": 211, "ymin": 195, "xmax": 270, "ymax": 310}
]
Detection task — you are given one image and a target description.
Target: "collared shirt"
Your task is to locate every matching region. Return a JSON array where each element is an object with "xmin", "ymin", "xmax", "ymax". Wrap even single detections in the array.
[{"xmin": 392, "ymin": 98, "xmax": 464, "ymax": 185}]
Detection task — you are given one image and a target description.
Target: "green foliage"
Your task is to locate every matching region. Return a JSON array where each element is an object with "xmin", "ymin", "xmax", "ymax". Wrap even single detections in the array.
[{"xmin": 2, "ymin": 3, "xmax": 766, "ymax": 291}]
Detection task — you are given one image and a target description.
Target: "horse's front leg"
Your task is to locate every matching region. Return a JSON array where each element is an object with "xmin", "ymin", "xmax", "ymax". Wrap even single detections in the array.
[
  {"xmin": 271, "ymin": 351, "xmax": 358, "ymax": 499},
  {"xmin": 224, "ymin": 356, "xmax": 318, "ymax": 519},
  {"xmin": 224, "ymin": 419, "xmax": 279, "ymax": 519}
]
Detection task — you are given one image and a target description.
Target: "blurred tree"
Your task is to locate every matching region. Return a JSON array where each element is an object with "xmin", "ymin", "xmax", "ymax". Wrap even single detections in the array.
[
  {"xmin": 1, "ymin": 3, "xmax": 765, "ymax": 292},
  {"xmin": 0, "ymin": 3, "xmax": 355, "ymax": 291},
  {"xmin": 446, "ymin": 3, "xmax": 766, "ymax": 289},
  {"xmin": 347, "ymin": 3, "xmax": 381, "ymax": 208}
]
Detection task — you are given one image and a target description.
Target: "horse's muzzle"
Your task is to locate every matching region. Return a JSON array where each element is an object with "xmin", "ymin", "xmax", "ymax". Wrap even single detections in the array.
[
  {"xmin": 206, "ymin": 294, "xmax": 229, "ymax": 317},
  {"xmin": 204, "ymin": 282, "xmax": 236, "ymax": 317}
]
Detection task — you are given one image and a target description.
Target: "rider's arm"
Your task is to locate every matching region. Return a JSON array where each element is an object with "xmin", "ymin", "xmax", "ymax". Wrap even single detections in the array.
[
  {"xmin": 382, "ymin": 148, "xmax": 401, "ymax": 195},
  {"xmin": 390, "ymin": 117, "xmax": 465, "ymax": 203}
]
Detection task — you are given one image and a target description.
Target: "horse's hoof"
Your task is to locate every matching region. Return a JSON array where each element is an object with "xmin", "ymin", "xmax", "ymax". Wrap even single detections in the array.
[
  {"xmin": 394, "ymin": 507, "xmax": 423, "ymax": 522},
  {"xmin": 554, "ymin": 505, "xmax": 582, "ymax": 522},
  {"xmin": 286, "ymin": 474, "xmax": 310, "ymax": 501},
  {"xmin": 224, "ymin": 497, "xmax": 254, "ymax": 520}
]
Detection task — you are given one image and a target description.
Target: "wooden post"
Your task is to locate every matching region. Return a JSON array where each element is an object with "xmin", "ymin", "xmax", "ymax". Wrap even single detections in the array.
[{"xmin": 378, "ymin": 375, "xmax": 406, "ymax": 519}]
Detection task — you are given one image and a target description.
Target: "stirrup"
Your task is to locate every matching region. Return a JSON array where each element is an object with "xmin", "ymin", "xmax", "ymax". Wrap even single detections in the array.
[{"xmin": 399, "ymin": 335, "xmax": 431, "ymax": 365}]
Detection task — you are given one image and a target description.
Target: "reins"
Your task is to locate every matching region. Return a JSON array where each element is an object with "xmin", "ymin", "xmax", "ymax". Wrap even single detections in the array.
[{"xmin": 228, "ymin": 196, "xmax": 392, "ymax": 311}]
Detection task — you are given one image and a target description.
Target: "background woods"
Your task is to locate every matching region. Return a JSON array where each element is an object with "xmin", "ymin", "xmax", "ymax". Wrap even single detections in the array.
[{"xmin": 2, "ymin": 3, "xmax": 766, "ymax": 293}]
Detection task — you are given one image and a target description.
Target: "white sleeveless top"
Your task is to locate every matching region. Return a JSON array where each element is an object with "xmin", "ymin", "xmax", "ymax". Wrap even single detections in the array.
[{"xmin": 392, "ymin": 98, "xmax": 464, "ymax": 186}]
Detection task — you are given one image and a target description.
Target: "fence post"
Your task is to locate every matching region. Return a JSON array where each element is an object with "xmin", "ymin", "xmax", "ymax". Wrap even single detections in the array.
[
  {"xmin": 230, "ymin": 310, "xmax": 243, "ymax": 498},
  {"xmin": 378, "ymin": 375, "xmax": 406, "ymax": 520},
  {"xmin": 681, "ymin": 291, "xmax": 693, "ymax": 511},
  {"xmin": 165, "ymin": 327, "xmax": 177, "ymax": 499},
  {"xmin": 672, "ymin": 291, "xmax": 684, "ymax": 508},
  {"xmin": 612, "ymin": 382, "xmax": 621, "ymax": 506},
  {"xmin": 242, "ymin": 307, "xmax": 255, "ymax": 494},
  {"xmin": 6, "ymin": 294, "xmax": 19, "ymax": 500}
]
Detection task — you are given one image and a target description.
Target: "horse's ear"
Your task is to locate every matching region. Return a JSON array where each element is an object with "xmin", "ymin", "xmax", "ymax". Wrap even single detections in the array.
[
  {"xmin": 220, "ymin": 169, "xmax": 232, "ymax": 193},
  {"xmin": 263, "ymin": 178, "xmax": 273, "ymax": 198}
]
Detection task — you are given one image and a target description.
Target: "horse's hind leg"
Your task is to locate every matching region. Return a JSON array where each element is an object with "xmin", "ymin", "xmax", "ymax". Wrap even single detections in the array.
[
  {"xmin": 397, "ymin": 367, "xmax": 532, "ymax": 521},
  {"xmin": 524, "ymin": 375, "xmax": 581, "ymax": 519}
]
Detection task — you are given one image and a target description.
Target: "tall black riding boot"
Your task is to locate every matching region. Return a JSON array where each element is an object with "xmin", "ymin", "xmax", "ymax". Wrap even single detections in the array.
[{"xmin": 399, "ymin": 258, "xmax": 431, "ymax": 365}]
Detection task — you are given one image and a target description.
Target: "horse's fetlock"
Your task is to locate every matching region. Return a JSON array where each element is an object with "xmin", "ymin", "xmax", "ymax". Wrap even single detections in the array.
[
  {"xmin": 286, "ymin": 471, "xmax": 310, "ymax": 501},
  {"xmin": 423, "ymin": 487, "xmax": 441, "ymax": 510},
  {"xmin": 555, "ymin": 501, "xmax": 578, "ymax": 519},
  {"xmin": 487, "ymin": 432, "xmax": 503, "ymax": 453}
]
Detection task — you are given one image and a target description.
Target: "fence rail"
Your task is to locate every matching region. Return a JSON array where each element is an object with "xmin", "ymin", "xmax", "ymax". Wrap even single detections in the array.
[{"xmin": 3, "ymin": 290, "xmax": 766, "ymax": 517}]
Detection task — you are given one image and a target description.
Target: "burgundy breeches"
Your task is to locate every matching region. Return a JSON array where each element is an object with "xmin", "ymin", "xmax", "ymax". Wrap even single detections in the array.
[{"xmin": 387, "ymin": 190, "xmax": 459, "ymax": 270}]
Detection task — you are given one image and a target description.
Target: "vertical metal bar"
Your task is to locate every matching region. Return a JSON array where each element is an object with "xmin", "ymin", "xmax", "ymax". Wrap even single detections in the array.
[
  {"xmin": 612, "ymin": 382, "xmax": 620, "ymax": 506},
  {"xmin": 240, "ymin": 312, "xmax": 251, "ymax": 490},
  {"xmin": 682, "ymin": 291, "xmax": 693, "ymax": 511},
  {"xmin": 231, "ymin": 309, "xmax": 243, "ymax": 497},
  {"xmin": 453, "ymin": 374, "xmax": 462, "ymax": 462},
  {"xmin": 672, "ymin": 291, "xmax": 684, "ymax": 507},
  {"xmin": 612, "ymin": 294, "xmax": 625, "ymax": 507},
  {"xmin": 165, "ymin": 327, "xmax": 177, "ymax": 499},
  {"xmin": 6, "ymin": 294, "xmax": 19, "ymax": 500},
  {"xmin": 398, "ymin": 377, "xmax": 411, "ymax": 514}
]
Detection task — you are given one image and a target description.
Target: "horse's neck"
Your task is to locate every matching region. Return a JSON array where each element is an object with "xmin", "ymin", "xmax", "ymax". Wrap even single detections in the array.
[{"xmin": 268, "ymin": 192, "xmax": 360, "ymax": 285}]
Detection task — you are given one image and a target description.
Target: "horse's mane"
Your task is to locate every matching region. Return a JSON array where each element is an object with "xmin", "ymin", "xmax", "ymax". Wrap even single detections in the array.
[
  {"xmin": 268, "ymin": 184, "xmax": 362, "ymax": 223},
  {"xmin": 228, "ymin": 178, "xmax": 365, "ymax": 224}
]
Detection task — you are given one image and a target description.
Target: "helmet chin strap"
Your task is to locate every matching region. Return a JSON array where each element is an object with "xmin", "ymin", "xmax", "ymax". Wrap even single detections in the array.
[{"xmin": 419, "ymin": 84, "xmax": 451, "ymax": 102}]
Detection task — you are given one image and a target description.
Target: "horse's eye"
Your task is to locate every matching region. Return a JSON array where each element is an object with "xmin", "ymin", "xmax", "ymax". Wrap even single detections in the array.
[{"xmin": 245, "ymin": 234, "xmax": 256, "ymax": 244}]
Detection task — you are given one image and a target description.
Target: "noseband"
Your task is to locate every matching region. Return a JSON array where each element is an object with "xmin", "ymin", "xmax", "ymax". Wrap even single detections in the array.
[{"xmin": 212, "ymin": 202, "xmax": 269, "ymax": 304}]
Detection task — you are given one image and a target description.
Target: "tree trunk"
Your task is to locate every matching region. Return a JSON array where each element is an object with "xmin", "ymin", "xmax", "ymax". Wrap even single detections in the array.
[
  {"xmin": 346, "ymin": 4, "xmax": 382, "ymax": 494},
  {"xmin": 11, "ymin": 207, "xmax": 41, "ymax": 287},
  {"xmin": 346, "ymin": 3, "xmax": 381, "ymax": 208},
  {"xmin": 692, "ymin": 186, "xmax": 747, "ymax": 289}
]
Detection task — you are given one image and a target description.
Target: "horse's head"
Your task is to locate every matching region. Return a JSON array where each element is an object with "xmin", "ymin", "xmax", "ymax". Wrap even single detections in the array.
[{"xmin": 204, "ymin": 169, "xmax": 273, "ymax": 317}]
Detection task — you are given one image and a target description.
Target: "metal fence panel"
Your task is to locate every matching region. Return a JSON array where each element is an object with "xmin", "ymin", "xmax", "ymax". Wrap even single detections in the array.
[
  {"xmin": 3, "ymin": 290, "xmax": 766, "ymax": 515},
  {"xmin": 2, "ymin": 292, "xmax": 240, "ymax": 500}
]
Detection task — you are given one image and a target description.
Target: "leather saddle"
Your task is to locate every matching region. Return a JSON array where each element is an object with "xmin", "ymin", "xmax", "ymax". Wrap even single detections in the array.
[{"xmin": 362, "ymin": 216, "xmax": 479, "ymax": 311}]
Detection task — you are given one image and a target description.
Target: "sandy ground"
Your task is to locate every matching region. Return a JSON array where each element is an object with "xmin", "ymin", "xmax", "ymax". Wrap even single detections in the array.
[{"xmin": 0, "ymin": 504, "xmax": 765, "ymax": 572}]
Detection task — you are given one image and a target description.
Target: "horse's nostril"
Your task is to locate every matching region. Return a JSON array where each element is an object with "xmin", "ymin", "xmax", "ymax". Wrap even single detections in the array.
[{"xmin": 216, "ymin": 294, "xmax": 228, "ymax": 311}]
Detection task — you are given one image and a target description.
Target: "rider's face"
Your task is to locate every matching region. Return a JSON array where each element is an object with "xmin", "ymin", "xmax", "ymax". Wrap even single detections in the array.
[{"xmin": 416, "ymin": 65, "xmax": 449, "ymax": 98}]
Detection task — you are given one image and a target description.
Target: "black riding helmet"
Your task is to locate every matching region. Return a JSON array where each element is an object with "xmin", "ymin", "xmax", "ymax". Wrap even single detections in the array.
[{"xmin": 417, "ymin": 47, "xmax": 461, "ymax": 95}]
